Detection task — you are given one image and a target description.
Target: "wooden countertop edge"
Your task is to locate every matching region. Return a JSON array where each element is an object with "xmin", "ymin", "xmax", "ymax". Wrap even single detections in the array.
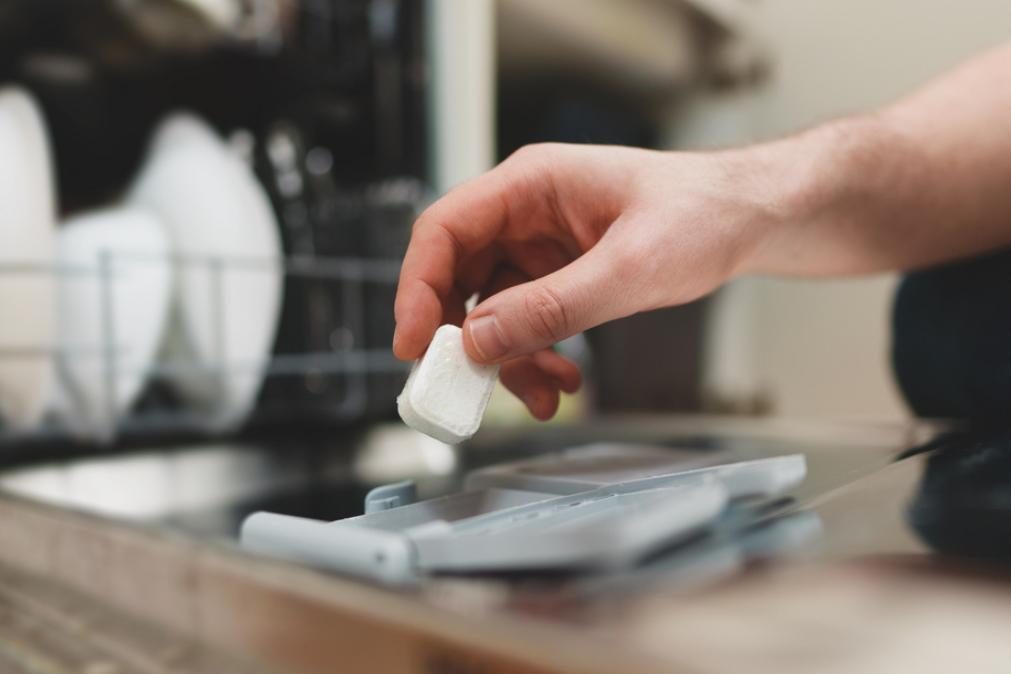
[{"xmin": 0, "ymin": 489, "xmax": 691, "ymax": 674}]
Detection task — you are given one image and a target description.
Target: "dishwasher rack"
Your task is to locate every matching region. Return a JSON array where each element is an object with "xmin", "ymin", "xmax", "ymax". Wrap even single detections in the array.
[{"xmin": 0, "ymin": 252, "xmax": 410, "ymax": 444}]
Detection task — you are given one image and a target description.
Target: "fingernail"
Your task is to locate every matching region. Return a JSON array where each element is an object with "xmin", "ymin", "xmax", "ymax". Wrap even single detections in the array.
[
  {"xmin": 392, "ymin": 325, "xmax": 401, "ymax": 351},
  {"xmin": 468, "ymin": 315, "xmax": 509, "ymax": 361}
]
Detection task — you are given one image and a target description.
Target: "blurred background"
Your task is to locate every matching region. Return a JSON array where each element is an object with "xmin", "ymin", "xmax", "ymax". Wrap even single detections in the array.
[
  {"xmin": 1, "ymin": 0, "xmax": 1010, "ymax": 451},
  {"xmin": 438, "ymin": 0, "xmax": 1011, "ymax": 423},
  {"xmin": 3, "ymin": 7, "xmax": 1011, "ymax": 668}
]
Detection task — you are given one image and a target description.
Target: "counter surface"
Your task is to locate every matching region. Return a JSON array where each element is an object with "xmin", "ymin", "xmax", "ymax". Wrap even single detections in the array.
[{"xmin": 0, "ymin": 417, "xmax": 1007, "ymax": 673}]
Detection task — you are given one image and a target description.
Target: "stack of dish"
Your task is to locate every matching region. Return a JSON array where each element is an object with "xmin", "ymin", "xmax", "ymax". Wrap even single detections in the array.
[
  {"xmin": 0, "ymin": 86, "xmax": 283, "ymax": 440},
  {"xmin": 128, "ymin": 113, "xmax": 283, "ymax": 432},
  {"xmin": 0, "ymin": 88, "xmax": 57, "ymax": 431}
]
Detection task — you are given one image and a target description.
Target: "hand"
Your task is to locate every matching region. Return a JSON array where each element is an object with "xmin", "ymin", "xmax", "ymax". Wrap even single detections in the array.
[{"xmin": 393, "ymin": 142, "xmax": 784, "ymax": 419}]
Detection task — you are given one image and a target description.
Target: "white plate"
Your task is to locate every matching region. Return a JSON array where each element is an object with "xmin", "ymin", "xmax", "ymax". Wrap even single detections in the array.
[
  {"xmin": 147, "ymin": 112, "xmax": 220, "ymax": 157},
  {"xmin": 128, "ymin": 112, "xmax": 282, "ymax": 430},
  {"xmin": 52, "ymin": 206, "xmax": 172, "ymax": 439},
  {"xmin": 0, "ymin": 86, "xmax": 57, "ymax": 430}
]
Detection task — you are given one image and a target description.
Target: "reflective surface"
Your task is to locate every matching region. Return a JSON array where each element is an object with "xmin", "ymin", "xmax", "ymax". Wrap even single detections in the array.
[
  {"xmin": 0, "ymin": 417, "xmax": 915, "ymax": 546},
  {"xmin": 0, "ymin": 425, "xmax": 461, "ymax": 538},
  {"xmin": 586, "ymin": 428, "xmax": 1011, "ymax": 674},
  {"xmin": 0, "ymin": 416, "xmax": 939, "ymax": 600},
  {"xmin": 5, "ymin": 417, "xmax": 1011, "ymax": 673}
]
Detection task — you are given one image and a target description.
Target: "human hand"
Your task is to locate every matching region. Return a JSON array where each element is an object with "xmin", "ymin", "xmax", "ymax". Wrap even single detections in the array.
[{"xmin": 394, "ymin": 142, "xmax": 785, "ymax": 419}]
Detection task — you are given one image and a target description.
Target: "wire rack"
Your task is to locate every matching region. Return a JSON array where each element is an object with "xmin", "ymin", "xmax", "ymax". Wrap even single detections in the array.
[{"xmin": 0, "ymin": 252, "xmax": 409, "ymax": 445}]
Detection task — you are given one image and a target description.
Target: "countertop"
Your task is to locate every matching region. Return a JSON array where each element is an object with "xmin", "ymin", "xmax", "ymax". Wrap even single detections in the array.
[{"xmin": 0, "ymin": 416, "xmax": 1008, "ymax": 673}]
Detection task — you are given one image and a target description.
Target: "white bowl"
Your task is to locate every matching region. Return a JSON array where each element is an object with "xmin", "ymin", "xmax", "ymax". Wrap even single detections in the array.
[
  {"xmin": 0, "ymin": 86, "xmax": 57, "ymax": 430},
  {"xmin": 51, "ymin": 206, "xmax": 172, "ymax": 439},
  {"xmin": 129, "ymin": 112, "xmax": 282, "ymax": 430}
]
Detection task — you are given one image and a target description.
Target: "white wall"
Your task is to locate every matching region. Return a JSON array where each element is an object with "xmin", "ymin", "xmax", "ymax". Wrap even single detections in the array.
[{"xmin": 690, "ymin": 0, "xmax": 1011, "ymax": 419}]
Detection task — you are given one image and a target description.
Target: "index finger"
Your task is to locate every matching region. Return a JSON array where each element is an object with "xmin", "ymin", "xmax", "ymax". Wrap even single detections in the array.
[{"xmin": 393, "ymin": 171, "xmax": 513, "ymax": 359}]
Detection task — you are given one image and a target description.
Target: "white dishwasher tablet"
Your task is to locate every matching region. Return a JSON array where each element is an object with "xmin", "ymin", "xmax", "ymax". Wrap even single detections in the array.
[{"xmin": 397, "ymin": 324, "xmax": 500, "ymax": 444}]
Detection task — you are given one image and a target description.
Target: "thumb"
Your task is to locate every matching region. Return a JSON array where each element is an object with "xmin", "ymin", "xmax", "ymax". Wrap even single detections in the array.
[{"xmin": 462, "ymin": 245, "xmax": 638, "ymax": 363}]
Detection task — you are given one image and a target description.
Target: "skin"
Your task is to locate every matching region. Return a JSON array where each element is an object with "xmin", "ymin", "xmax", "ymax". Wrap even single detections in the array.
[{"xmin": 394, "ymin": 42, "xmax": 1011, "ymax": 420}]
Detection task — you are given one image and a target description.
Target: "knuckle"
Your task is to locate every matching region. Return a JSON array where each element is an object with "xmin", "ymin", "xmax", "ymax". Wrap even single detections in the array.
[
  {"xmin": 410, "ymin": 209, "xmax": 464, "ymax": 257},
  {"xmin": 508, "ymin": 143, "xmax": 541, "ymax": 163},
  {"xmin": 411, "ymin": 205, "xmax": 437, "ymax": 234},
  {"xmin": 505, "ymin": 142, "xmax": 561, "ymax": 168},
  {"xmin": 499, "ymin": 144, "xmax": 567, "ymax": 217},
  {"xmin": 524, "ymin": 285, "xmax": 570, "ymax": 344}
]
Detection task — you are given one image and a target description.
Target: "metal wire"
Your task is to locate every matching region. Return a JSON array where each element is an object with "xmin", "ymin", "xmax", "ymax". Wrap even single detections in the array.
[{"xmin": 0, "ymin": 253, "xmax": 407, "ymax": 443}]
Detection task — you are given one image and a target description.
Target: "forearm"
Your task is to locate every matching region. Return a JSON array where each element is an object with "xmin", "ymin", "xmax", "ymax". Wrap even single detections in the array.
[{"xmin": 744, "ymin": 42, "xmax": 1011, "ymax": 277}]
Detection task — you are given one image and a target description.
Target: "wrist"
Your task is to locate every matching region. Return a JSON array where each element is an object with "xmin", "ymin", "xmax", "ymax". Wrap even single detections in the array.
[{"xmin": 739, "ymin": 113, "xmax": 910, "ymax": 276}]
